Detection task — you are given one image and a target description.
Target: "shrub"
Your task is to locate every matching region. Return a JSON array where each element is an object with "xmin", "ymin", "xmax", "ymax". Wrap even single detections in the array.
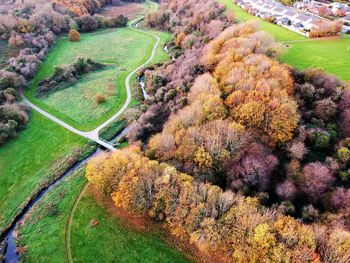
[
  {"xmin": 337, "ymin": 147, "xmax": 350, "ymax": 163},
  {"xmin": 68, "ymin": 29, "xmax": 81, "ymax": 42},
  {"xmin": 95, "ymin": 94, "xmax": 106, "ymax": 104},
  {"xmin": 76, "ymin": 15, "xmax": 98, "ymax": 32},
  {"xmin": 313, "ymin": 131, "xmax": 330, "ymax": 149},
  {"xmin": 301, "ymin": 205, "xmax": 319, "ymax": 222}
]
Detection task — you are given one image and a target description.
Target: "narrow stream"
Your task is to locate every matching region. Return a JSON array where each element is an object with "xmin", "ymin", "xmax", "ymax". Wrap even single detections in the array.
[
  {"xmin": 2, "ymin": 148, "xmax": 104, "ymax": 263},
  {"xmin": 137, "ymin": 77, "xmax": 150, "ymax": 100}
]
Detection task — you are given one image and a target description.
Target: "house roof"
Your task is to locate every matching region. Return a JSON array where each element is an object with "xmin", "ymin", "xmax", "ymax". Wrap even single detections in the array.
[
  {"xmin": 296, "ymin": 14, "xmax": 311, "ymax": 22},
  {"xmin": 273, "ymin": 7, "xmax": 285, "ymax": 13},
  {"xmin": 284, "ymin": 11, "xmax": 297, "ymax": 17}
]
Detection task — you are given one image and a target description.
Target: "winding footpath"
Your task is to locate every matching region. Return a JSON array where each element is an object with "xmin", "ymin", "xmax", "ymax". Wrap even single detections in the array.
[
  {"xmin": 20, "ymin": 17, "xmax": 160, "ymax": 152},
  {"xmin": 65, "ymin": 182, "xmax": 90, "ymax": 263}
]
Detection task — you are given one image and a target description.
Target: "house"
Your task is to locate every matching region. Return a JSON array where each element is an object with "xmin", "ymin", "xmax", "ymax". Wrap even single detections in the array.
[
  {"xmin": 277, "ymin": 17, "xmax": 291, "ymax": 25},
  {"xmin": 235, "ymin": 0, "xmax": 338, "ymax": 37}
]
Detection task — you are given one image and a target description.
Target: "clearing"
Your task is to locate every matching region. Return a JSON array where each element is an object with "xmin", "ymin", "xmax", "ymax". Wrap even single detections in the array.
[
  {"xmin": 218, "ymin": 0, "xmax": 350, "ymax": 81},
  {"xmin": 25, "ymin": 27, "xmax": 171, "ymax": 131},
  {"xmin": 16, "ymin": 168, "xmax": 191, "ymax": 263},
  {"xmin": 0, "ymin": 112, "xmax": 87, "ymax": 233}
]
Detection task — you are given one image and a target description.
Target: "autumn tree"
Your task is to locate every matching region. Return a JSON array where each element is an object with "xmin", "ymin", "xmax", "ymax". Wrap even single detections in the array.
[{"xmin": 68, "ymin": 29, "xmax": 80, "ymax": 42}]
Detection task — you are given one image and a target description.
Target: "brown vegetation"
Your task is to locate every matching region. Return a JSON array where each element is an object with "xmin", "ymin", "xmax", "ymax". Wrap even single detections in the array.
[
  {"xmin": 85, "ymin": 0, "xmax": 350, "ymax": 262},
  {"xmin": 68, "ymin": 29, "xmax": 80, "ymax": 41}
]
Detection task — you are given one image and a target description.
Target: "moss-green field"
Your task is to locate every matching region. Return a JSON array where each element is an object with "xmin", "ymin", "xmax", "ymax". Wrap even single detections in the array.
[
  {"xmin": 25, "ymin": 27, "xmax": 171, "ymax": 131},
  {"xmin": 217, "ymin": 0, "xmax": 350, "ymax": 81},
  {"xmin": 0, "ymin": 112, "xmax": 87, "ymax": 233},
  {"xmin": 17, "ymin": 168, "xmax": 190, "ymax": 263}
]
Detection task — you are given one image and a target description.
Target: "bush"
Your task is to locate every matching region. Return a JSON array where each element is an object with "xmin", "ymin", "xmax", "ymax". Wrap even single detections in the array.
[
  {"xmin": 337, "ymin": 147, "xmax": 350, "ymax": 163},
  {"xmin": 313, "ymin": 131, "xmax": 330, "ymax": 149},
  {"xmin": 68, "ymin": 29, "xmax": 81, "ymax": 42},
  {"xmin": 76, "ymin": 15, "xmax": 98, "ymax": 32},
  {"xmin": 95, "ymin": 94, "xmax": 106, "ymax": 104}
]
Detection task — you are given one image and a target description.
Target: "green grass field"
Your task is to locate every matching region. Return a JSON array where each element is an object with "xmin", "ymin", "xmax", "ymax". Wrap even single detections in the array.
[
  {"xmin": 16, "ymin": 168, "xmax": 87, "ymax": 263},
  {"xmin": 0, "ymin": 112, "xmax": 87, "ymax": 233},
  {"xmin": 217, "ymin": 0, "xmax": 350, "ymax": 81},
  {"xmin": 16, "ymin": 168, "xmax": 190, "ymax": 263},
  {"xmin": 71, "ymin": 188, "xmax": 190, "ymax": 263},
  {"xmin": 281, "ymin": 38, "xmax": 350, "ymax": 81},
  {"xmin": 25, "ymin": 27, "xmax": 171, "ymax": 131}
]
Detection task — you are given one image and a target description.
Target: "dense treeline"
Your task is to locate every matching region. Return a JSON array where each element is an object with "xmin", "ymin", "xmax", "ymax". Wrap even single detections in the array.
[
  {"xmin": 87, "ymin": 145, "xmax": 350, "ymax": 262},
  {"xmin": 0, "ymin": 1, "xmax": 128, "ymax": 146},
  {"xmin": 52, "ymin": 0, "xmax": 145, "ymax": 17},
  {"xmin": 127, "ymin": 0, "xmax": 233, "ymax": 142},
  {"xmin": 86, "ymin": 0, "xmax": 350, "ymax": 261},
  {"xmin": 52, "ymin": 0, "xmax": 111, "ymax": 17}
]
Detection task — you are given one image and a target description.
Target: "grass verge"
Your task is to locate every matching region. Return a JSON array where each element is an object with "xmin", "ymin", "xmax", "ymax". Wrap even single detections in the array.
[{"xmin": 98, "ymin": 118, "xmax": 127, "ymax": 141}]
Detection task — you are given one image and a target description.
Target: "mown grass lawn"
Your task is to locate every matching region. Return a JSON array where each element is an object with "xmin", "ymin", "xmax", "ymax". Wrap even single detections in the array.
[
  {"xmin": 71, "ymin": 187, "xmax": 190, "ymax": 263},
  {"xmin": 25, "ymin": 27, "xmax": 171, "ymax": 131},
  {"xmin": 281, "ymin": 37, "xmax": 350, "ymax": 81},
  {"xmin": 217, "ymin": 0, "xmax": 350, "ymax": 81},
  {"xmin": 16, "ymin": 168, "xmax": 190, "ymax": 263},
  {"xmin": 0, "ymin": 112, "xmax": 87, "ymax": 233}
]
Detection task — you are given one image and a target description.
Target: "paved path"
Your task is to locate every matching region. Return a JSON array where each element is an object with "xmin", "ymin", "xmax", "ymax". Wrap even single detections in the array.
[{"xmin": 20, "ymin": 19, "xmax": 160, "ymax": 151}]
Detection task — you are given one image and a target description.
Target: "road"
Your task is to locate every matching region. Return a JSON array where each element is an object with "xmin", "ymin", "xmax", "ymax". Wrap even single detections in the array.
[{"xmin": 20, "ymin": 18, "xmax": 160, "ymax": 151}]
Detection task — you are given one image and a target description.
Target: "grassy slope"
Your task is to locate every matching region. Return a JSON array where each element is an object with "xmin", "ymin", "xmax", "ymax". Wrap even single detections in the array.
[
  {"xmin": 25, "ymin": 28, "xmax": 171, "ymax": 131},
  {"xmin": 71, "ymin": 188, "xmax": 190, "ymax": 263},
  {"xmin": 17, "ymin": 168, "xmax": 190, "ymax": 263},
  {"xmin": 217, "ymin": 0, "xmax": 350, "ymax": 80},
  {"xmin": 0, "ymin": 112, "xmax": 87, "ymax": 233},
  {"xmin": 217, "ymin": 0, "xmax": 305, "ymax": 41},
  {"xmin": 282, "ymin": 38, "xmax": 350, "ymax": 81}
]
